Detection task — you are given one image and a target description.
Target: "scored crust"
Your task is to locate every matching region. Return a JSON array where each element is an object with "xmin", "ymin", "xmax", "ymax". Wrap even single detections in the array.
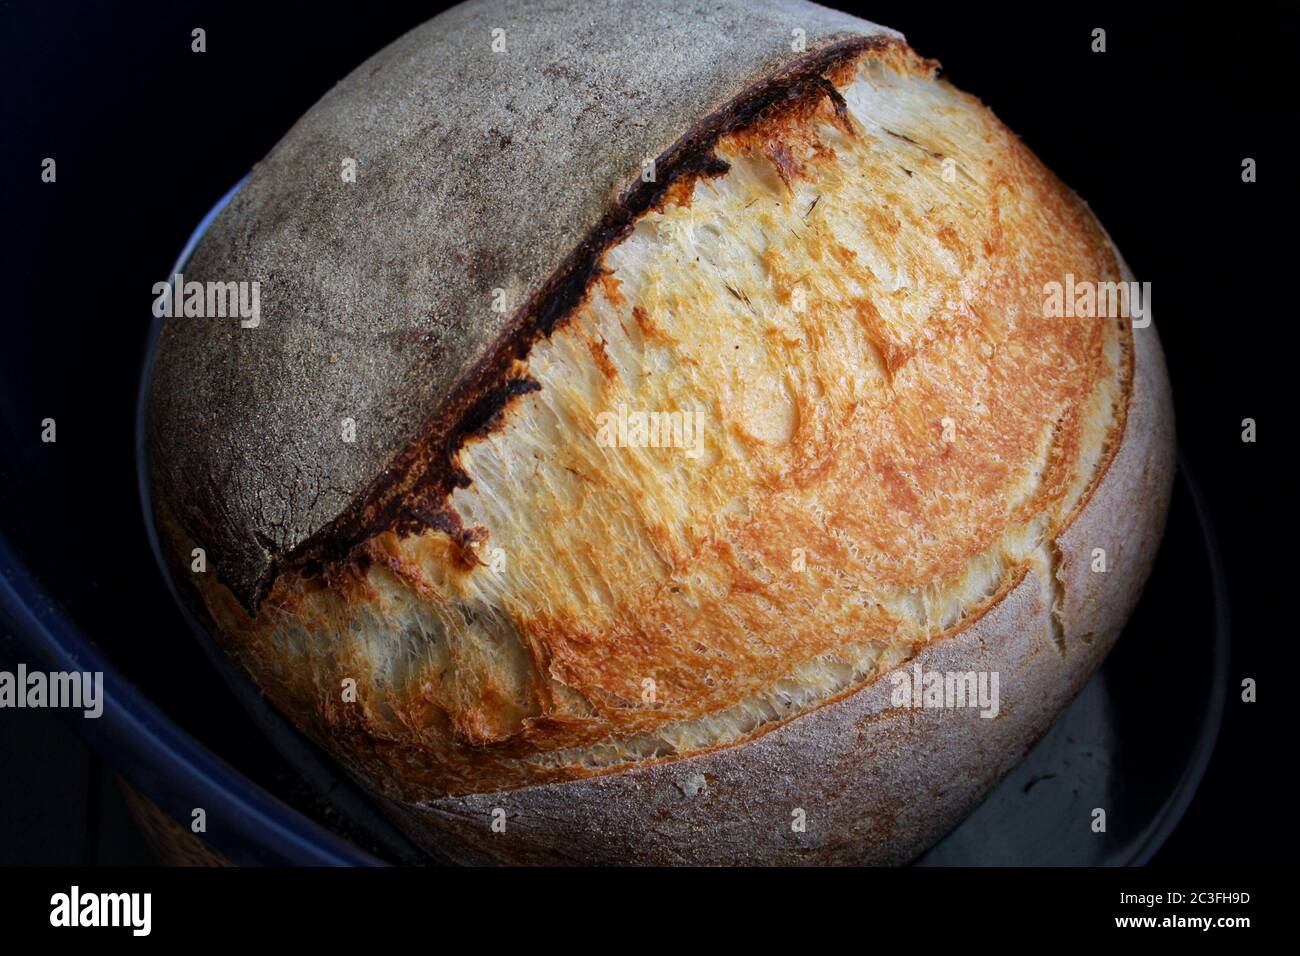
[
  {"xmin": 146, "ymin": 0, "xmax": 896, "ymax": 608},
  {"xmin": 149, "ymin": 4, "xmax": 1176, "ymax": 864},
  {"xmin": 393, "ymin": 247, "xmax": 1173, "ymax": 866}
]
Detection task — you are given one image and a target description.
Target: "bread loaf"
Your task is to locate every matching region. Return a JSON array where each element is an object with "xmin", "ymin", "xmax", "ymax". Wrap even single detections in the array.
[{"xmin": 146, "ymin": 0, "xmax": 1175, "ymax": 864}]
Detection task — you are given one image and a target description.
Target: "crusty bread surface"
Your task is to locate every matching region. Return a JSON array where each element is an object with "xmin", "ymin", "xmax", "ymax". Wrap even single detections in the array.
[{"xmin": 149, "ymin": 0, "xmax": 1175, "ymax": 864}]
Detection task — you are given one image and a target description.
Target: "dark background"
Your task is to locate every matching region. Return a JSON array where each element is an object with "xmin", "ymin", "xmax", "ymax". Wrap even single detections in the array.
[{"xmin": 0, "ymin": 0, "xmax": 1285, "ymax": 865}]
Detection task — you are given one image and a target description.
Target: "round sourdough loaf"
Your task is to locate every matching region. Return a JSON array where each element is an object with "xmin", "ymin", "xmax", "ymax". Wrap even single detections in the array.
[{"xmin": 146, "ymin": 0, "xmax": 1175, "ymax": 865}]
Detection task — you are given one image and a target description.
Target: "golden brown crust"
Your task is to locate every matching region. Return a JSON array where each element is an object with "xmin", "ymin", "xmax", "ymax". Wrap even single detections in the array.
[
  {"xmin": 396, "ymin": 250, "xmax": 1174, "ymax": 866},
  {"xmin": 170, "ymin": 36, "xmax": 1168, "ymax": 845}
]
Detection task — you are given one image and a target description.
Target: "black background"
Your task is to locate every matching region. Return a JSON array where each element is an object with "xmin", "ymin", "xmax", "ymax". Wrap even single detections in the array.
[{"xmin": 0, "ymin": 0, "xmax": 1286, "ymax": 867}]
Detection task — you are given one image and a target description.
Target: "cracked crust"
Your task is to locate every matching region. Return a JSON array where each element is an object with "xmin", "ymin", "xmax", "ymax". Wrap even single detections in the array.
[
  {"xmin": 391, "ymin": 256, "xmax": 1174, "ymax": 865},
  {"xmin": 147, "ymin": 0, "xmax": 1175, "ymax": 864},
  {"xmin": 146, "ymin": 0, "xmax": 897, "ymax": 609}
]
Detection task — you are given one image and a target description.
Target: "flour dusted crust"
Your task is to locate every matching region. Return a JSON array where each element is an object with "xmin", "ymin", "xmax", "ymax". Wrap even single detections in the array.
[{"xmin": 148, "ymin": 0, "xmax": 1175, "ymax": 864}]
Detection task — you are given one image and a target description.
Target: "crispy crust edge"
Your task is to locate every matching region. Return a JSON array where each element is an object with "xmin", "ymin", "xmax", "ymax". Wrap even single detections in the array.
[{"xmin": 374, "ymin": 253, "xmax": 1176, "ymax": 865}]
